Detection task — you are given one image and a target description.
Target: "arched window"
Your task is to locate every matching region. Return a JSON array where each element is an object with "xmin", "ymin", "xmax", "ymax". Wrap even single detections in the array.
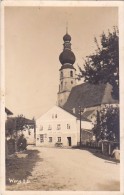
[
  {"xmin": 61, "ymin": 81, "xmax": 63, "ymax": 90},
  {"xmin": 61, "ymin": 71, "xmax": 63, "ymax": 78},
  {"xmin": 70, "ymin": 71, "xmax": 73, "ymax": 77}
]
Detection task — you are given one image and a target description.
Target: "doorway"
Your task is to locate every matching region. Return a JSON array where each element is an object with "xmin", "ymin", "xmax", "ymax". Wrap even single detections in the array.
[{"xmin": 67, "ymin": 137, "xmax": 71, "ymax": 146}]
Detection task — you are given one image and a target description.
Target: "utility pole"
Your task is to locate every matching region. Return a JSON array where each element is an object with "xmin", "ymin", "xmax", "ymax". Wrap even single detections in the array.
[
  {"xmin": 79, "ymin": 106, "xmax": 81, "ymax": 147},
  {"xmin": 79, "ymin": 106, "xmax": 84, "ymax": 147}
]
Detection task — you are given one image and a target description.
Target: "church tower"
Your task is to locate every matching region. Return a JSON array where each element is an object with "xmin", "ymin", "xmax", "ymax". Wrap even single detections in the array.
[{"xmin": 58, "ymin": 31, "xmax": 76, "ymax": 107}]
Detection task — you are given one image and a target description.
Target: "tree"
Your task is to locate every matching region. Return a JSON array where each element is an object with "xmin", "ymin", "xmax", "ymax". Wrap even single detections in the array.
[
  {"xmin": 93, "ymin": 105, "xmax": 119, "ymax": 143},
  {"xmin": 5, "ymin": 118, "xmax": 16, "ymax": 137},
  {"xmin": 15, "ymin": 114, "xmax": 26, "ymax": 131},
  {"xmin": 79, "ymin": 27, "xmax": 119, "ymax": 99},
  {"xmin": 14, "ymin": 115, "xmax": 26, "ymax": 151}
]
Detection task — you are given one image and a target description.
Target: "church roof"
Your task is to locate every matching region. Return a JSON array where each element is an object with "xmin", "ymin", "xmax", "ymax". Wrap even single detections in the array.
[
  {"xmin": 59, "ymin": 47, "xmax": 76, "ymax": 65},
  {"xmin": 82, "ymin": 110, "xmax": 95, "ymax": 118},
  {"xmin": 5, "ymin": 107, "xmax": 13, "ymax": 115},
  {"xmin": 62, "ymin": 108, "xmax": 91, "ymax": 122},
  {"xmin": 63, "ymin": 82, "xmax": 118, "ymax": 114}
]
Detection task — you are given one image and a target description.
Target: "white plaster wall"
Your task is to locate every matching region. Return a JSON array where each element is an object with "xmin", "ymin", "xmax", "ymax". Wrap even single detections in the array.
[
  {"xmin": 18, "ymin": 128, "xmax": 35, "ymax": 144},
  {"xmin": 36, "ymin": 106, "xmax": 78, "ymax": 146}
]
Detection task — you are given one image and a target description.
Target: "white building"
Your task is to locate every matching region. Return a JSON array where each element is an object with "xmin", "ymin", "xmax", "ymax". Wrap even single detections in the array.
[{"xmin": 36, "ymin": 106, "xmax": 93, "ymax": 147}]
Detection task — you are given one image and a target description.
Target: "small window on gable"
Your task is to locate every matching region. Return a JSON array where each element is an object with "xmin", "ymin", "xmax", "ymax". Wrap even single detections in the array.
[
  {"xmin": 67, "ymin": 124, "xmax": 70, "ymax": 129},
  {"xmin": 70, "ymin": 71, "xmax": 73, "ymax": 77},
  {"xmin": 48, "ymin": 125, "xmax": 52, "ymax": 130},
  {"xmin": 57, "ymin": 124, "xmax": 61, "ymax": 130}
]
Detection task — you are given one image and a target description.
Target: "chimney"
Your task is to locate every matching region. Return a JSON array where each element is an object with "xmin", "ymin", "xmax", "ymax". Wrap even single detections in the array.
[{"xmin": 72, "ymin": 108, "xmax": 76, "ymax": 114}]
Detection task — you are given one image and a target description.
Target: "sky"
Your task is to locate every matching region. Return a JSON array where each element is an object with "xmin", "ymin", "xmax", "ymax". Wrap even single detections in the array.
[{"xmin": 5, "ymin": 6, "xmax": 118, "ymax": 119}]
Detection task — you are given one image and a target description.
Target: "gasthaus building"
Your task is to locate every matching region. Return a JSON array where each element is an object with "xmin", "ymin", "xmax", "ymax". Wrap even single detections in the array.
[{"xmin": 36, "ymin": 31, "xmax": 118, "ymax": 147}]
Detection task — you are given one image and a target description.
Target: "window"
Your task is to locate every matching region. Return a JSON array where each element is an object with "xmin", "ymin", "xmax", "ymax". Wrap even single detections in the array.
[
  {"xmin": 67, "ymin": 124, "xmax": 70, "ymax": 129},
  {"xmin": 70, "ymin": 71, "xmax": 73, "ymax": 77},
  {"xmin": 61, "ymin": 82, "xmax": 63, "ymax": 90},
  {"xmin": 57, "ymin": 124, "xmax": 61, "ymax": 130},
  {"xmin": 60, "ymin": 71, "xmax": 63, "ymax": 78},
  {"xmin": 48, "ymin": 125, "xmax": 52, "ymax": 130},
  {"xmin": 58, "ymin": 137, "xmax": 61, "ymax": 142},
  {"xmin": 55, "ymin": 114, "xmax": 57, "ymax": 118},
  {"xmin": 49, "ymin": 137, "xmax": 52, "ymax": 142},
  {"xmin": 40, "ymin": 134, "xmax": 44, "ymax": 142},
  {"xmin": 52, "ymin": 114, "xmax": 54, "ymax": 119},
  {"xmin": 28, "ymin": 129, "xmax": 31, "ymax": 135},
  {"xmin": 71, "ymin": 81, "xmax": 73, "ymax": 84}
]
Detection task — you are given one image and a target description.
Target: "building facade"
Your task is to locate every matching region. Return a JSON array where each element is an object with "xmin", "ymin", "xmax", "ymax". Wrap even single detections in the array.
[{"xmin": 36, "ymin": 106, "xmax": 93, "ymax": 147}]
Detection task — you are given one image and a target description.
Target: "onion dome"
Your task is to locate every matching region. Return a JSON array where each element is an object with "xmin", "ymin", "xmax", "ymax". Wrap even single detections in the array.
[
  {"xmin": 59, "ymin": 32, "xmax": 76, "ymax": 65},
  {"xmin": 59, "ymin": 50, "xmax": 75, "ymax": 65},
  {"xmin": 63, "ymin": 33, "xmax": 71, "ymax": 42}
]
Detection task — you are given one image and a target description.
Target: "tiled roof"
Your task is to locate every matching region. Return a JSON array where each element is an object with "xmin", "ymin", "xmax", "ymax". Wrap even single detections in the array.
[
  {"xmin": 9, "ymin": 117, "xmax": 35, "ymax": 125},
  {"xmin": 82, "ymin": 110, "xmax": 95, "ymax": 118},
  {"xmin": 62, "ymin": 107, "xmax": 91, "ymax": 122},
  {"xmin": 63, "ymin": 82, "xmax": 118, "ymax": 115}
]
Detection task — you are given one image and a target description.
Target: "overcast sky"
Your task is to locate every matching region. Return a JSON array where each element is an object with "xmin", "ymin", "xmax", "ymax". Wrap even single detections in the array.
[{"xmin": 5, "ymin": 6, "xmax": 118, "ymax": 119}]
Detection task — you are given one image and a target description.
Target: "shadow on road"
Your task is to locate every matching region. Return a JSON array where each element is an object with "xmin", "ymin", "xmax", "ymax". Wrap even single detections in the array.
[
  {"xmin": 6, "ymin": 149, "xmax": 42, "ymax": 186},
  {"xmin": 71, "ymin": 146, "xmax": 119, "ymax": 163},
  {"xmin": 97, "ymin": 180, "xmax": 120, "ymax": 191}
]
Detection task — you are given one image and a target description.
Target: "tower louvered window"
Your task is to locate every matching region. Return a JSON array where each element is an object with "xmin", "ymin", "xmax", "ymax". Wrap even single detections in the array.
[{"xmin": 70, "ymin": 71, "xmax": 73, "ymax": 77}]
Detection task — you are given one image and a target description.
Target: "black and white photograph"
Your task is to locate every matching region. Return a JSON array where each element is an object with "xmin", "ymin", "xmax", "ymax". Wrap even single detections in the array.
[{"xmin": 0, "ymin": 1, "xmax": 124, "ymax": 193}]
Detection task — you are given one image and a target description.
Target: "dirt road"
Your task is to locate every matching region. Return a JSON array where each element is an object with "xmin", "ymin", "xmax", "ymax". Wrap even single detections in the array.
[{"xmin": 6, "ymin": 146, "xmax": 120, "ymax": 191}]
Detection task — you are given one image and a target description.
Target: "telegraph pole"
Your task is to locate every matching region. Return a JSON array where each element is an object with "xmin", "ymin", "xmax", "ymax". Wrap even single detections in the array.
[
  {"xmin": 79, "ymin": 106, "xmax": 84, "ymax": 147},
  {"xmin": 79, "ymin": 106, "xmax": 81, "ymax": 147}
]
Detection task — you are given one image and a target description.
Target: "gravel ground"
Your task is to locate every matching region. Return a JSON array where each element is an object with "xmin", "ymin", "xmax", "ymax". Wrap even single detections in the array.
[{"xmin": 6, "ymin": 145, "xmax": 120, "ymax": 191}]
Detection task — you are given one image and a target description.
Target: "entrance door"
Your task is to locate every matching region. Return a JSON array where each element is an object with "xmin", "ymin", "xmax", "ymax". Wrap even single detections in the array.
[{"xmin": 67, "ymin": 137, "xmax": 71, "ymax": 146}]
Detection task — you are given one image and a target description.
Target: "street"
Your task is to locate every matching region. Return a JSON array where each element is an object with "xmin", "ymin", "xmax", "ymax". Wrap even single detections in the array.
[{"xmin": 6, "ymin": 145, "xmax": 120, "ymax": 191}]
